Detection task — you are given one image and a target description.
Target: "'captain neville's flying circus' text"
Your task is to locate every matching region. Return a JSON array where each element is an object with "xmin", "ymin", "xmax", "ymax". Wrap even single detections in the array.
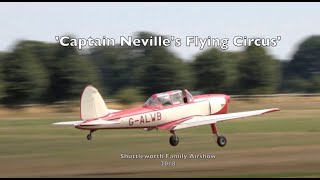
[{"xmin": 55, "ymin": 35, "xmax": 282, "ymax": 50}]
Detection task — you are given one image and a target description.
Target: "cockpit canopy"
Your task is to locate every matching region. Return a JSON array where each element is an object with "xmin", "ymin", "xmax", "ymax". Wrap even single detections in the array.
[{"xmin": 144, "ymin": 90, "xmax": 193, "ymax": 108}]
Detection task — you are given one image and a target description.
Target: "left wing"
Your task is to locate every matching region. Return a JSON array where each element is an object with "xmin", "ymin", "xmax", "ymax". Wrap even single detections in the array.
[{"xmin": 171, "ymin": 108, "xmax": 279, "ymax": 130}]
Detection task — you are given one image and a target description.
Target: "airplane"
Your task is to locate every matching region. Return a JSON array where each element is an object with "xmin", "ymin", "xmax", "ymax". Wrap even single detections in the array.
[{"xmin": 53, "ymin": 85, "xmax": 280, "ymax": 147}]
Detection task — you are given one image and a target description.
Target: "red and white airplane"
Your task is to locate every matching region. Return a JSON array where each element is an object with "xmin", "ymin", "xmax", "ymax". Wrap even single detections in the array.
[{"xmin": 54, "ymin": 85, "xmax": 280, "ymax": 147}]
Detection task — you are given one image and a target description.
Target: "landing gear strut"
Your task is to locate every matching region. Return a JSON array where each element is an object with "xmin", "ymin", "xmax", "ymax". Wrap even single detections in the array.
[
  {"xmin": 169, "ymin": 130, "xmax": 179, "ymax": 146},
  {"xmin": 211, "ymin": 123, "xmax": 227, "ymax": 147},
  {"xmin": 87, "ymin": 130, "xmax": 96, "ymax": 140}
]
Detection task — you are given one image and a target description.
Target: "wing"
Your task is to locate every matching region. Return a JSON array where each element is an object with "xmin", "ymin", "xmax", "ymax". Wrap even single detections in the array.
[{"xmin": 170, "ymin": 108, "xmax": 280, "ymax": 130}]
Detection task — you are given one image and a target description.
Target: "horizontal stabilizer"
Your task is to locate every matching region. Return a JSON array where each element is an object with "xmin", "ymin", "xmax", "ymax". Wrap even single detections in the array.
[
  {"xmin": 80, "ymin": 119, "xmax": 121, "ymax": 126},
  {"xmin": 53, "ymin": 121, "xmax": 83, "ymax": 126},
  {"xmin": 108, "ymin": 109, "xmax": 121, "ymax": 113},
  {"xmin": 53, "ymin": 119, "xmax": 120, "ymax": 126}
]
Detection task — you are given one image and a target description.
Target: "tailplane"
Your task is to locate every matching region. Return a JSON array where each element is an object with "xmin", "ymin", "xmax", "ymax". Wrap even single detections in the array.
[{"xmin": 80, "ymin": 85, "xmax": 109, "ymax": 120}]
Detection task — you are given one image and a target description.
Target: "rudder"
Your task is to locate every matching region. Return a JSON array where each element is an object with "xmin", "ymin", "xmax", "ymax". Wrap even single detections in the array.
[{"xmin": 80, "ymin": 85, "xmax": 109, "ymax": 120}]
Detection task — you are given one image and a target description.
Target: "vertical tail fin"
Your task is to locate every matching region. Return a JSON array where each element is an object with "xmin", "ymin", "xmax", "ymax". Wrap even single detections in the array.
[{"xmin": 80, "ymin": 85, "xmax": 109, "ymax": 121}]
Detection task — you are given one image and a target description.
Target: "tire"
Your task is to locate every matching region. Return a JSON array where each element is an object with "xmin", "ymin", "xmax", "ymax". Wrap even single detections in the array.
[
  {"xmin": 169, "ymin": 135, "xmax": 179, "ymax": 146},
  {"xmin": 217, "ymin": 136, "xmax": 227, "ymax": 147},
  {"xmin": 87, "ymin": 134, "xmax": 92, "ymax": 140}
]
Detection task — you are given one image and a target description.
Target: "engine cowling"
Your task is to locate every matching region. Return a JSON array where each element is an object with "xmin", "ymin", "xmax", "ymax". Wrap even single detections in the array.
[{"xmin": 208, "ymin": 96, "xmax": 228, "ymax": 114}]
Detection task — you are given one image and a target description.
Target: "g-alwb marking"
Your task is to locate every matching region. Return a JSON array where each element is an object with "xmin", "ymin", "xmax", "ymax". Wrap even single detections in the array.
[
  {"xmin": 53, "ymin": 85, "xmax": 280, "ymax": 147},
  {"xmin": 128, "ymin": 112, "xmax": 162, "ymax": 126}
]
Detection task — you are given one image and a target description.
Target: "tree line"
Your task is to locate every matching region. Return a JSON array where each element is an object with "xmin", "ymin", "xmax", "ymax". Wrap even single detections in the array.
[{"xmin": 0, "ymin": 32, "xmax": 319, "ymax": 105}]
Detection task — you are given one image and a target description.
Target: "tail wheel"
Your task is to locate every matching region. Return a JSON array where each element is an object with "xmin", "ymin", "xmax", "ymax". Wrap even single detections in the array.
[
  {"xmin": 169, "ymin": 135, "xmax": 179, "ymax": 146},
  {"xmin": 87, "ymin": 134, "xmax": 92, "ymax": 140},
  {"xmin": 86, "ymin": 130, "xmax": 96, "ymax": 140},
  {"xmin": 217, "ymin": 136, "xmax": 227, "ymax": 147}
]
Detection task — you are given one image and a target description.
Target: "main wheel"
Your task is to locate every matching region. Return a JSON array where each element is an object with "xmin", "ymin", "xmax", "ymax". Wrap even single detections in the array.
[
  {"xmin": 169, "ymin": 135, "xmax": 179, "ymax": 146},
  {"xmin": 87, "ymin": 134, "xmax": 92, "ymax": 140},
  {"xmin": 217, "ymin": 136, "xmax": 227, "ymax": 147}
]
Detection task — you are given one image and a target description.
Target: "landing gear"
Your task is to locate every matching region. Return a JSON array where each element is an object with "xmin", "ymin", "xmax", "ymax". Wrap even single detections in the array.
[
  {"xmin": 211, "ymin": 123, "xmax": 227, "ymax": 147},
  {"xmin": 86, "ymin": 130, "xmax": 96, "ymax": 140},
  {"xmin": 169, "ymin": 130, "xmax": 179, "ymax": 146},
  {"xmin": 169, "ymin": 135, "xmax": 179, "ymax": 146},
  {"xmin": 217, "ymin": 135, "xmax": 227, "ymax": 147}
]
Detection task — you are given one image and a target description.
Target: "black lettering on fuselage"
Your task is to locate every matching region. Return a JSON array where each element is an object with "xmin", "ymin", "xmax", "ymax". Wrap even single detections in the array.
[
  {"xmin": 145, "ymin": 114, "xmax": 150, "ymax": 123},
  {"xmin": 150, "ymin": 113, "xmax": 156, "ymax": 122},
  {"xmin": 128, "ymin": 112, "xmax": 162, "ymax": 126},
  {"xmin": 157, "ymin": 112, "xmax": 161, "ymax": 120},
  {"xmin": 129, "ymin": 118, "xmax": 134, "ymax": 126},
  {"xmin": 140, "ymin": 115, "xmax": 145, "ymax": 124}
]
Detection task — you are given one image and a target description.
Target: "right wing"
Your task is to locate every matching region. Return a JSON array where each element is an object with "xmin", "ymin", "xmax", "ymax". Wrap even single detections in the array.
[{"xmin": 170, "ymin": 108, "xmax": 280, "ymax": 130}]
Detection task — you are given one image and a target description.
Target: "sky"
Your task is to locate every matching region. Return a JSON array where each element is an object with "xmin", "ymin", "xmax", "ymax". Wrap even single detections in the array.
[{"xmin": 0, "ymin": 2, "xmax": 319, "ymax": 61}]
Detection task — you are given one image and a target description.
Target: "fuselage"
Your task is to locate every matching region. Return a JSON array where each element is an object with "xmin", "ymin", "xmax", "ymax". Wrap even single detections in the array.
[{"xmin": 75, "ymin": 94, "xmax": 230, "ymax": 130}]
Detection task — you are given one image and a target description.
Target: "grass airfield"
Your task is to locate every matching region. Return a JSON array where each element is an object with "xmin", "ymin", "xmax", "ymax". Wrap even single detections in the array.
[{"xmin": 0, "ymin": 96, "xmax": 320, "ymax": 178}]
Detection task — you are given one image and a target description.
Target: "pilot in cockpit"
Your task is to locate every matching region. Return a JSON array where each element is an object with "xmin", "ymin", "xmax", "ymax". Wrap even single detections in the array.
[{"xmin": 182, "ymin": 90, "xmax": 188, "ymax": 103}]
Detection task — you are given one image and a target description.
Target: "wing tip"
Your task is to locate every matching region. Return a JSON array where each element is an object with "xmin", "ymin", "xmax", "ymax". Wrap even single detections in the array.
[{"xmin": 263, "ymin": 108, "xmax": 280, "ymax": 114}]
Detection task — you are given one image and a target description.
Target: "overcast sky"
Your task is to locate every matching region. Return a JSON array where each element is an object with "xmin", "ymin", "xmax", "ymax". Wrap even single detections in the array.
[{"xmin": 1, "ymin": 2, "xmax": 319, "ymax": 60}]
